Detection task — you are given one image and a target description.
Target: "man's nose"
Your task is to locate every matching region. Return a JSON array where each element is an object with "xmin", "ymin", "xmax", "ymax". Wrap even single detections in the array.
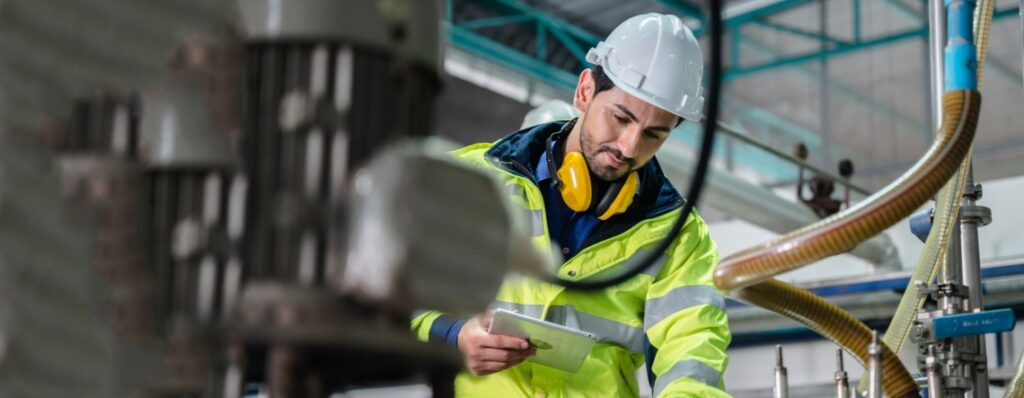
[{"xmin": 616, "ymin": 127, "xmax": 642, "ymax": 159}]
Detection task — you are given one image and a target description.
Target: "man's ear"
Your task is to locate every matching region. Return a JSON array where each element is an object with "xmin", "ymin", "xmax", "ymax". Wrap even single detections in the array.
[{"xmin": 573, "ymin": 69, "xmax": 594, "ymax": 113}]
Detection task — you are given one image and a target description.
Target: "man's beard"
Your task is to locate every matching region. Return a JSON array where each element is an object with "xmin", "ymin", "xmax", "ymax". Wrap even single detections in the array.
[{"xmin": 578, "ymin": 118, "xmax": 637, "ymax": 181}]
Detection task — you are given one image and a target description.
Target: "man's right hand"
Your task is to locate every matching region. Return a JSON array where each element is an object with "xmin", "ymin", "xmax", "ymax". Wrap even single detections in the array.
[{"xmin": 457, "ymin": 313, "xmax": 536, "ymax": 376}]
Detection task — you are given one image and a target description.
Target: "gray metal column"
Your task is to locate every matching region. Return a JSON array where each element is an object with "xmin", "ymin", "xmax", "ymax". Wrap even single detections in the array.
[
  {"xmin": 929, "ymin": 0, "xmax": 946, "ymax": 128},
  {"xmin": 961, "ymin": 165, "xmax": 993, "ymax": 398}
]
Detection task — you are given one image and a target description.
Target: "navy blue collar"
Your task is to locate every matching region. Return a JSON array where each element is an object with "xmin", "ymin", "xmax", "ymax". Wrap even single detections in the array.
[{"xmin": 486, "ymin": 121, "xmax": 683, "ymax": 223}]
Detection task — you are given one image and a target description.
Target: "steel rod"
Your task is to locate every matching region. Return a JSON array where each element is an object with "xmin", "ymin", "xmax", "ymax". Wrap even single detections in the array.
[{"xmin": 714, "ymin": 121, "xmax": 869, "ymax": 195}]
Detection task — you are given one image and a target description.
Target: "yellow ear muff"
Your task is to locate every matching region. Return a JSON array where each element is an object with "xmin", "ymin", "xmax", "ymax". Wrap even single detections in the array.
[
  {"xmin": 596, "ymin": 171, "xmax": 638, "ymax": 220},
  {"xmin": 556, "ymin": 151, "xmax": 592, "ymax": 212}
]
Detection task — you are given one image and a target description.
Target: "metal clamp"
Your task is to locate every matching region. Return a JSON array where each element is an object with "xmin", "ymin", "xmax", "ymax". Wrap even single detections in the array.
[{"xmin": 961, "ymin": 204, "xmax": 992, "ymax": 226}]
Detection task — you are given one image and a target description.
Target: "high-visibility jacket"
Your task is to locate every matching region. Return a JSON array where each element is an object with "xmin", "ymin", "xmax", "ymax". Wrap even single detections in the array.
[{"xmin": 412, "ymin": 122, "xmax": 731, "ymax": 398}]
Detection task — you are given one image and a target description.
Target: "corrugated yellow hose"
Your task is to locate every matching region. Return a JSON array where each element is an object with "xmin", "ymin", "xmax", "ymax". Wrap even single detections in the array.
[
  {"xmin": 1006, "ymin": 352, "xmax": 1024, "ymax": 398},
  {"xmin": 714, "ymin": 0, "xmax": 998, "ymax": 395},
  {"xmin": 735, "ymin": 280, "xmax": 912, "ymax": 395},
  {"xmin": 716, "ymin": 91, "xmax": 981, "ymax": 398},
  {"xmin": 715, "ymin": 91, "xmax": 979, "ymax": 292},
  {"xmin": 867, "ymin": 0, "xmax": 997, "ymax": 393},
  {"xmin": 875, "ymin": 151, "xmax": 971, "ymax": 376}
]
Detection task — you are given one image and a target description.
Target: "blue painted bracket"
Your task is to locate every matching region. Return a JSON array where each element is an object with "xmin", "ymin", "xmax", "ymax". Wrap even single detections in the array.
[
  {"xmin": 909, "ymin": 208, "xmax": 934, "ymax": 243},
  {"xmin": 933, "ymin": 308, "xmax": 1016, "ymax": 339}
]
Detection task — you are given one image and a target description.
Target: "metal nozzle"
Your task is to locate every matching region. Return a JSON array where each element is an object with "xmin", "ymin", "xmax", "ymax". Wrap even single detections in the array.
[
  {"xmin": 776, "ymin": 345, "xmax": 784, "ymax": 368},
  {"xmin": 867, "ymin": 331, "xmax": 882, "ymax": 398},
  {"xmin": 835, "ymin": 348, "xmax": 850, "ymax": 398},
  {"xmin": 774, "ymin": 345, "xmax": 789, "ymax": 398}
]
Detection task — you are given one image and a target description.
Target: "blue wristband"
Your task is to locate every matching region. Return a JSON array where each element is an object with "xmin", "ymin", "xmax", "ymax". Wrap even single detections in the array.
[
  {"xmin": 428, "ymin": 315, "xmax": 468, "ymax": 346},
  {"xmin": 445, "ymin": 319, "xmax": 468, "ymax": 346}
]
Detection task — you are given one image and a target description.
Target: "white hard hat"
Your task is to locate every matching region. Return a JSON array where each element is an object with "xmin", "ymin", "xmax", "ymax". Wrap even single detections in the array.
[
  {"xmin": 586, "ymin": 13, "xmax": 704, "ymax": 121},
  {"xmin": 521, "ymin": 99, "xmax": 579, "ymax": 128}
]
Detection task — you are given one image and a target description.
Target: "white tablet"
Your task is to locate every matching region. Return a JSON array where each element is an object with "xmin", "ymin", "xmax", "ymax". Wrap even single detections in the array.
[{"xmin": 487, "ymin": 308, "xmax": 598, "ymax": 373}]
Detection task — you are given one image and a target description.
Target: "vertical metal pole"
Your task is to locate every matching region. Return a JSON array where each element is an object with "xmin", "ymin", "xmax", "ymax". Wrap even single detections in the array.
[
  {"xmin": 946, "ymin": 0, "xmax": 982, "ymax": 394},
  {"xmin": 774, "ymin": 345, "xmax": 789, "ymax": 398},
  {"xmin": 924, "ymin": 37, "xmax": 936, "ymax": 137},
  {"xmin": 929, "ymin": 0, "xmax": 946, "ymax": 128},
  {"xmin": 819, "ymin": 0, "xmax": 831, "ymax": 166},
  {"xmin": 868, "ymin": 331, "xmax": 883, "ymax": 398},
  {"xmin": 835, "ymin": 349, "xmax": 850, "ymax": 398},
  {"xmin": 853, "ymin": 0, "xmax": 862, "ymax": 43},
  {"xmin": 1020, "ymin": 0, "xmax": 1024, "ymax": 91},
  {"xmin": 962, "ymin": 167, "xmax": 990, "ymax": 398},
  {"xmin": 730, "ymin": 25, "xmax": 742, "ymax": 68},
  {"xmin": 928, "ymin": 345, "xmax": 947, "ymax": 398},
  {"xmin": 942, "ymin": 222, "xmax": 964, "ymax": 311},
  {"xmin": 929, "ymin": 0, "xmax": 950, "ymax": 315}
]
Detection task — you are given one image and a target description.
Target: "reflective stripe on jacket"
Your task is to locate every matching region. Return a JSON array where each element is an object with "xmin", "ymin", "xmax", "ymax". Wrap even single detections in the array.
[{"xmin": 411, "ymin": 122, "xmax": 731, "ymax": 398}]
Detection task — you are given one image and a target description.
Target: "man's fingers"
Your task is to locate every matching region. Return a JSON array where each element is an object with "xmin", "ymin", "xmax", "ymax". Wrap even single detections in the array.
[
  {"xmin": 475, "ymin": 348, "xmax": 531, "ymax": 363},
  {"xmin": 482, "ymin": 334, "xmax": 530, "ymax": 350}
]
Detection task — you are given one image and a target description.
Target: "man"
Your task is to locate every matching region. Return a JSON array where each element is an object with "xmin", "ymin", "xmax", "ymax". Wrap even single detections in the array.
[{"xmin": 413, "ymin": 13, "xmax": 730, "ymax": 397}]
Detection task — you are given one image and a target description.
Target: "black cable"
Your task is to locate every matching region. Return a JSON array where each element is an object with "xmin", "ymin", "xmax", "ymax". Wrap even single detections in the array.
[{"xmin": 548, "ymin": 0, "xmax": 723, "ymax": 290}]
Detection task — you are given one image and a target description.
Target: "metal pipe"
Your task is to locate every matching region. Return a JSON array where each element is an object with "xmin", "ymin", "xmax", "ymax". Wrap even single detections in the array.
[
  {"xmin": 774, "ymin": 345, "xmax": 789, "ymax": 398},
  {"xmin": 941, "ymin": 221, "xmax": 964, "ymax": 312},
  {"xmin": 819, "ymin": 0, "xmax": 831, "ymax": 167},
  {"xmin": 868, "ymin": 331, "xmax": 883, "ymax": 398},
  {"xmin": 959, "ymin": 165, "xmax": 990, "ymax": 398},
  {"xmin": 835, "ymin": 349, "xmax": 850, "ymax": 398},
  {"xmin": 929, "ymin": 0, "xmax": 946, "ymax": 128},
  {"xmin": 927, "ymin": 346, "xmax": 945, "ymax": 398},
  {"xmin": 960, "ymin": 167, "xmax": 983, "ymax": 309}
]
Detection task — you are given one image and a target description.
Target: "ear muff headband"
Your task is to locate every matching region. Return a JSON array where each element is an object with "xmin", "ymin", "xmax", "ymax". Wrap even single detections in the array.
[
  {"xmin": 595, "ymin": 171, "xmax": 638, "ymax": 220},
  {"xmin": 545, "ymin": 120, "xmax": 638, "ymax": 219}
]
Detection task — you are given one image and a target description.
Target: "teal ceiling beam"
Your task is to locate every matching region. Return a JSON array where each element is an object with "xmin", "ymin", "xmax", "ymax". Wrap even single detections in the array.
[
  {"xmin": 878, "ymin": 0, "xmax": 924, "ymax": 23},
  {"xmin": 457, "ymin": 13, "xmax": 534, "ymax": 30},
  {"xmin": 472, "ymin": 0, "xmax": 602, "ymax": 44},
  {"xmin": 653, "ymin": 0, "xmax": 704, "ymax": 20},
  {"xmin": 726, "ymin": 5, "xmax": 1020, "ymax": 80},
  {"xmin": 753, "ymin": 19, "xmax": 849, "ymax": 46},
  {"xmin": 738, "ymin": 34, "xmax": 930, "ymax": 141},
  {"xmin": 447, "ymin": 23, "xmax": 578, "ymax": 91},
  {"xmin": 726, "ymin": 27, "xmax": 928, "ymax": 79},
  {"xmin": 725, "ymin": 0, "xmax": 813, "ymax": 25},
  {"xmin": 545, "ymin": 20, "xmax": 588, "ymax": 62}
]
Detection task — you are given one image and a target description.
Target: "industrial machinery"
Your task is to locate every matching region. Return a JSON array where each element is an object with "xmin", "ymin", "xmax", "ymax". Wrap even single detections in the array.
[
  {"xmin": 793, "ymin": 142, "xmax": 854, "ymax": 219},
  {"xmin": 0, "ymin": 0, "xmax": 1023, "ymax": 397}
]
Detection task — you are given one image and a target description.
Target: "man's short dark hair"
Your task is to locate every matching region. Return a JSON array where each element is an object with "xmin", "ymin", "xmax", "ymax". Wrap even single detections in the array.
[
  {"xmin": 591, "ymin": 65, "xmax": 683, "ymax": 127},
  {"xmin": 591, "ymin": 65, "xmax": 616, "ymax": 96}
]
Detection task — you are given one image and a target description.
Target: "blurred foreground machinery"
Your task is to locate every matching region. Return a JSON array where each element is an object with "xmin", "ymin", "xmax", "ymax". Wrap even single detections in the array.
[{"xmin": 0, "ymin": 0, "xmax": 533, "ymax": 397}]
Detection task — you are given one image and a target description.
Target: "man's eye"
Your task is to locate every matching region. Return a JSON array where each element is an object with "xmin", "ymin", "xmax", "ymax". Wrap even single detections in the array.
[
  {"xmin": 614, "ymin": 115, "xmax": 628, "ymax": 124},
  {"xmin": 644, "ymin": 131, "xmax": 662, "ymax": 140}
]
